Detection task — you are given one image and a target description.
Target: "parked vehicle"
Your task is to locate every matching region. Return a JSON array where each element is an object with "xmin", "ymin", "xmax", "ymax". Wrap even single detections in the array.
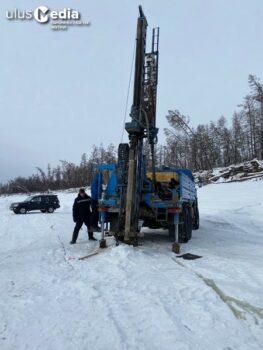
[
  {"xmin": 92, "ymin": 7, "xmax": 199, "ymax": 248},
  {"xmin": 94, "ymin": 163, "xmax": 199, "ymax": 244},
  {"xmin": 10, "ymin": 194, "xmax": 60, "ymax": 214}
]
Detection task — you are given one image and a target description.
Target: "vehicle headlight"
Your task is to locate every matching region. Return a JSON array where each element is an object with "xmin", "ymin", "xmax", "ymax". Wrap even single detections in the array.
[{"xmin": 13, "ymin": 204, "xmax": 18, "ymax": 207}]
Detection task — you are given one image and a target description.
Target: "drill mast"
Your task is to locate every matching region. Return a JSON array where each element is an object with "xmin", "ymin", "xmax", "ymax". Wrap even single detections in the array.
[{"xmin": 123, "ymin": 6, "xmax": 159, "ymax": 243}]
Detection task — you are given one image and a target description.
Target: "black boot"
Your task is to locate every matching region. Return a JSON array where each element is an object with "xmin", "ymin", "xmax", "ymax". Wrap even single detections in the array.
[
  {"xmin": 70, "ymin": 240, "xmax": 76, "ymax": 244},
  {"xmin": 89, "ymin": 234, "xmax": 97, "ymax": 241}
]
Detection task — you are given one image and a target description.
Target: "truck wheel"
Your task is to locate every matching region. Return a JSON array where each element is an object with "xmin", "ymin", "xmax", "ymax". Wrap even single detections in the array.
[
  {"xmin": 109, "ymin": 214, "xmax": 122, "ymax": 244},
  {"xmin": 47, "ymin": 207, "xmax": 54, "ymax": 213},
  {"xmin": 19, "ymin": 207, "xmax": 27, "ymax": 214},
  {"xmin": 187, "ymin": 206, "xmax": 192, "ymax": 240},
  {"xmin": 192, "ymin": 201, "xmax": 200, "ymax": 230},
  {"xmin": 169, "ymin": 206, "xmax": 192, "ymax": 243},
  {"xmin": 118, "ymin": 143, "xmax": 129, "ymax": 165},
  {"xmin": 168, "ymin": 224, "xmax": 175, "ymax": 241},
  {"xmin": 178, "ymin": 205, "xmax": 189, "ymax": 243},
  {"xmin": 110, "ymin": 214, "xmax": 119, "ymax": 233}
]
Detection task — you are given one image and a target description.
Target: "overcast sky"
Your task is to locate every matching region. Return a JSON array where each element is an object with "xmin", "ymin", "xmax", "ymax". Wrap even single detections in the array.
[{"xmin": 1, "ymin": 0, "xmax": 263, "ymax": 182}]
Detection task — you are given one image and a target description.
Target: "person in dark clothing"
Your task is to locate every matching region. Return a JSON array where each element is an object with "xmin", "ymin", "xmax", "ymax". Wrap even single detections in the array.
[{"xmin": 70, "ymin": 188, "xmax": 97, "ymax": 244}]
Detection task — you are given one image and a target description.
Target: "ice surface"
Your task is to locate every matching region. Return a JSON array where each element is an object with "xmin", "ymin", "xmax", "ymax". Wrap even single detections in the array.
[{"xmin": 0, "ymin": 181, "xmax": 263, "ymax": 349}]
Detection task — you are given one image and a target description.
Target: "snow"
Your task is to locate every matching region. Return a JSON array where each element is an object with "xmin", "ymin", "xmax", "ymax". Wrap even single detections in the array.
[
  {"xmin": 0, "ymin": 181, "xmax": 263, "ymax": 349},
  {"xmin": 194, "ymin": 159, "xmax": 263, "ymax": 184}
]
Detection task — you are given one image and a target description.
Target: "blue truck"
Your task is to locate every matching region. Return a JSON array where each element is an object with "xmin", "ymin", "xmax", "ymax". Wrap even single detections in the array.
[
  {"xmin": 93, "ymin": 163, "xmax": 199, "ymax": 245},
  {"xmin": 92, "ymin": 7, "xmax": 199, "ymax": 249}
]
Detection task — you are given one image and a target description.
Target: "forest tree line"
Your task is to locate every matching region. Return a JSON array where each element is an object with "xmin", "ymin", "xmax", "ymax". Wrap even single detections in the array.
[
  {"xmin": 1, "ymin": 75, "xmax": 262, "ymax": 194},
  {"xmin": 0, "ymin": 144, "xmax": 117, "ymax": 195},
  {"xmin": 162, "ymin": 75, "xmax": 263, "ymax": 171}
]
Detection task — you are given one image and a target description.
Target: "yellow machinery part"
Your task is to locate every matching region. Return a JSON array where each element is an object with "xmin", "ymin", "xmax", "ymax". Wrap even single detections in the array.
[{"xmin": 147, "ymin": 172, "xmax": 179, "ymax": 183}]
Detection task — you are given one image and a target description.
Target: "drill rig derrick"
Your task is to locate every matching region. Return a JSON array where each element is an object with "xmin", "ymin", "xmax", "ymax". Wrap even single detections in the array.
[
  {"xmin": 95, "ymin": 6, "xmax": 198, "ymax": 250},
  {"xmin": 122, "ymin": 6, "xmax": 159, "ymax": 244}
]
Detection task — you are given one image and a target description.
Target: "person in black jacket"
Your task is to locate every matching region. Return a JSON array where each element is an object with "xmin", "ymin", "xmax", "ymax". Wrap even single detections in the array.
[{"xmin": 70, "ymin": 188, "xmax": 97, "ymax": 244}]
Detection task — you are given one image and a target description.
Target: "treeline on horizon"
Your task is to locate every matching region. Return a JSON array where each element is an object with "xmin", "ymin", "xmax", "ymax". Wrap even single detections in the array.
[{"xmin": 1, "ymin": 75, "xmax": 263, "ymax": 195}]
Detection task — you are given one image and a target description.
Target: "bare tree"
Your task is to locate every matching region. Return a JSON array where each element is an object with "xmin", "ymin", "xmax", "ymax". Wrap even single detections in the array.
[{"xmin": 249, "ymin": 75, "xmax": 263, "ymax": 159}]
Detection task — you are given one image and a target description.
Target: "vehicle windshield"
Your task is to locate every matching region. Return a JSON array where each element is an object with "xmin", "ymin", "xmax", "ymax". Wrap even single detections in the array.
[{"xmin": 24, "ymin": 196, "xmax": 34, "ymax": 202}]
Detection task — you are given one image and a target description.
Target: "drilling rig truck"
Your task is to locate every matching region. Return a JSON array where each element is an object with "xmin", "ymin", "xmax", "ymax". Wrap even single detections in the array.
[{"xmin": 93, "ymin": 6, "xmax": 199, "ymax": 250}]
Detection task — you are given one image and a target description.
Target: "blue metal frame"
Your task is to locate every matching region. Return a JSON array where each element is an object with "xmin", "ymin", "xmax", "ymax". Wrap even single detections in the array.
[{"xmin": 94, "ymin": 164, "xmax": 197, "ymax": 213}]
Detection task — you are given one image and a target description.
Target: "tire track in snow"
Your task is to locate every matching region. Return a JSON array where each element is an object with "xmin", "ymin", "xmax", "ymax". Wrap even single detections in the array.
[
  {"xmin": 86, "ymin": 249, "xmax": 140, "ymax": 350},
  {"xmin": 141, "ymin": 248, "xmax": 215, "ymax": 335},
  {"xmin": 133, "ymin": 243, "xmax": 261, "ymax": 348},
  {"xmin": 137, "ymin": 248, "xmax": 194, "ymax": 334},
  {"xmin": 91, "ymin": 246, "xmax": 179, "ymax": 350},
  {"xmin": 133, "ymin": 245, "xmax": 260, "ymax": 349}
]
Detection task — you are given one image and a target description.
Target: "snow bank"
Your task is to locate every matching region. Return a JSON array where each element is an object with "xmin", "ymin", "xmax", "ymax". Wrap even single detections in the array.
[{"xmin": 195, "ymin": 159, "xmax": 263, "ymax": 184}]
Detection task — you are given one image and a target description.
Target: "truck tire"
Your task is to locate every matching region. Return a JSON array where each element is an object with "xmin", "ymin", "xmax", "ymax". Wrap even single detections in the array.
[
  {"xmin": 110, "ymin": 214, "xmax": 119, "ymax": 233},
  {"xmin": 41, "ymin": 209, "xmax": 47, "ymax": 213},
  {"xmin": 187, "ymin": 206, "xmax": 192, "ymax": 240},
  {"xmin": 118, "ymin": 143, "xmax": 129, "ymax": 166},
  {"xmin": 109, "ymin": 213, "xmax": 124, "ymax": 243},
  {"xmin": 168, "ymin": 205, "xmax": 192, "ymax": 243},
  {"xmin": 168, "ymin": 224, "xmax": 175, "ymax": 241},
  {"xmin": 47, "ymin": 207, "xmax": 54, "ymax": 213},
  {"xmin": 178, "ymin": 206, "xmax": 188, "ymax": 243},
  {"xmin": 192, "ymin": 201, "xmax": 200, "ymax": 230},
  {"xmin": 19, "ymin": 207, "xmax": 27, "ymax": 214}
]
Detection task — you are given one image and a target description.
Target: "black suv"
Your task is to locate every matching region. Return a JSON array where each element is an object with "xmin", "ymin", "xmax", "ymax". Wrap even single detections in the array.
[{"xmin": 10, "ymin": 195, "xmax": 60, "ymax": 214}]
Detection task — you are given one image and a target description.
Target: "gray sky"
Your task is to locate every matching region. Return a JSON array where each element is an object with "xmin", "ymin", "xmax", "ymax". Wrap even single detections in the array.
[{"xmin": 1, "ymin": 0, "xmax": 263, "ymax": 182}]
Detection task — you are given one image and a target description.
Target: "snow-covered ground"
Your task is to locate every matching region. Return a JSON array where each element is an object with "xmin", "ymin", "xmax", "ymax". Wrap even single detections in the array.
[{"xmin": 0, "ymin": 181, "xmax": 263, "ymax": 350}]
